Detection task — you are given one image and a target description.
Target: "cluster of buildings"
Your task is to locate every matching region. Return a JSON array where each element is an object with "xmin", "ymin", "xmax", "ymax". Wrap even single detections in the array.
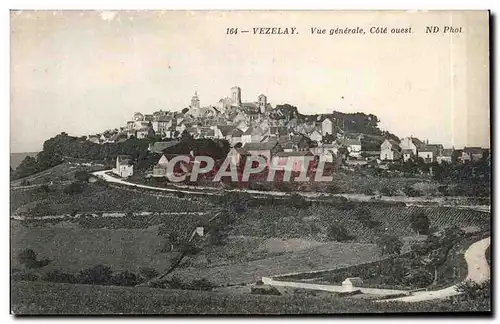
[
  {"xmin": 380, "ymin": 137, "xmax": 487, "ymax": 165},
  {"xmin": 104, "ymin": 86, "xmax": 489, "ymax": 178}
]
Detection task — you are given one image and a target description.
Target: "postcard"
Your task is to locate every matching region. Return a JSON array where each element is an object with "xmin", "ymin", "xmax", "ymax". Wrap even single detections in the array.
[{"xmin": 10, "ymin": 10, "xmax": 491, "ymax": 315}]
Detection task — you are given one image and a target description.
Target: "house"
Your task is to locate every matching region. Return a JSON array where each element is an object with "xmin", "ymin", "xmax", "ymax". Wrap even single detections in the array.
[
  {"xmin": 321, "ymin": 117, "xmax": 333, "ymax": 136},
  {"xmin": 136, "ymin": 127, "xmax": 155, "ymax": 139},
  {"xmin": 243, "ymin": 141, "xmax": 282, "ymax": 163},
  {"xmin": 151, "ymin": 116, "xmax": 173, "ymax": 135},
  {"xmin": 400, "ymin": 137, "xmax": 424, "ymax": 156},
  {"xmin": 269, "ymin": 126, "xmax": 288, "ymax": 138},
  {"xmin": 87, "ymin": 135, "xmax": 100, "ymax": 144},
  {"xmin": 418, "ymin": 144, "xmax": 443, "ymax": 163},
  {"xmin": 402, "ymin": 149, "xmax": 415, "ymax": 162},
  {"xmin": 273, "ymin": 151, "xmax": 314, "ymax": 172},
  {"xmin": 279, "ymin": 135, "xmax": 311, "ymax": 152},
  {"xmin": 437, "ymin": 148, "xmax": 454, "ymax": 164},
  {"xmin": 241, "ymin": 127, "xmax": 254, "ymax": 145},
  {"xmin": 318, "ymin": 150, "xmax": 335, "ymax": 163},
  {"xmin": 308, "ymin": 129, "xmax": 323, "ymax": 143},
  {"xmin": 112, "ymin": 155, "xmax": 134, "ymax": 178},
  {"xmin": 340, "ymin": 138, "xmax": 362, "ymax": 159},
  {"xmin": 380, "ymin": 139, "xmax": 401, "ymax": 161},
  {"xmin": 148, "ymin": 140, "xmax": 180, "ymax": 154},
  {"xmin": 461, "ymin": 147, "xmax": 484, "ymax": 163},
  {"xmin": 341, "ymin": 277, "xmax": 363, "ymax": 292},
  {"xmin": 216, "ymin": 125, "xmax": 235, "ymax": 140}
]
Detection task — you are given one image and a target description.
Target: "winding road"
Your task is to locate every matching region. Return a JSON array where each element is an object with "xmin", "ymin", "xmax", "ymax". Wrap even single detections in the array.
[
  {"xmin": 92, "ymin": 170, "xmax": 490, "ymax": 211},
  {"xmin": 382, "ymin": 236, "xmax": 491, "ymax": 302}
]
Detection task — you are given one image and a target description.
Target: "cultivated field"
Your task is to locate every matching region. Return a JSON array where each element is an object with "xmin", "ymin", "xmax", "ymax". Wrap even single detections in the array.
[
  {"xmin": 230, "ymin": 204, "xmax": 491, "ymax": 243},
  {"xmin": 10, "ymin": 182, "xmax": 212, "ymax": 215}
]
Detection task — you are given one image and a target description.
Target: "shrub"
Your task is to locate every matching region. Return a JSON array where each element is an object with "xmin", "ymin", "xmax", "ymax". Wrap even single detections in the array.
[
  {"xmin": 189, "ymin": 278, "xmax": 214, "ymax": 291},
  {"xmin": 403, "ymin": 269, "xmax": 433, "ymax": 287},
  {"xmin": 17, "ymin": 249, "xmax": 50, "ymax": 269},
  {"xmin": 377, "ymin": 234, "xmax": 403, "ymax": 255},
  {"xmin": 250, "ymin": 285, "xmax": 281, "ymax": 296},
  {"xmin": 11, "ymin": 271, "xmax": 40, "ymax": 282},
  {"xmin": 165, "ymin": 276, "xmax": 184, "ymax": 289},
  {"xmin": 138, "ymin": 267, "xmax": 159, "ymax": 281},
  {"xmin": 111, "ymin": 270, "xmax": 139, "ymax": 286},
  {"xmin": 65, "ymin": 181, "xmax": 85, "ymax": 194},
  {"xmin": 78, "ymin": 264, "xmax": 113, "ymax": 285},
  {"xmin": 42, "ymin": 269, "xmax": 75, "ymax": 283},
  {"xmin": 380, "ymin": 186, "xmax": 398, "ymax": 196},
  {"xmin": 17, "ymin": 249, "xmax": 37, "ymax": 268},
  {"xmin": 74, "ymin": 170, "xmax": 90, "ymax": 182},
  {"xmin": 410, "ymin": 212, "xmax": 430, "ymax": 235},
  {"xmin": 326, "ymin": 224, "xmax": 354, "ymax": 242},
  {"xmin": 404, "ymin": 186, "xmax": 422, "ymax": 197},
  {"xmin": 288, "ymin": 193, "xmax": 311, "ymax": 209},
  {"xmin": 456, "ymin": 280, "xmax": 491, "ymax": 300}
]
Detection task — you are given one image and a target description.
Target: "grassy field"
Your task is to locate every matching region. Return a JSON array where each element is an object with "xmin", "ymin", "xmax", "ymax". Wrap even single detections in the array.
[
  {"xmin": 172, "ymin": 241, "xmax": 381, "ymax": 285},
  {"xmin": 11, "ymin": 220, "xmax": 379, "ymax": 285},
  {"xmin": 229, "ymin": 204, "xmax": 491, "ymax": 243},
  {"xmin": 11, "ymin": 281, "xmax": 490, "ymax": 314},
  {"xmin": 11, "ymin": 222, "xmax": 176, "ymax": 273}
]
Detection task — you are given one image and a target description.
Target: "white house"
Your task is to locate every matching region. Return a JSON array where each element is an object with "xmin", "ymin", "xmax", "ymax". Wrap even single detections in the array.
[
  {"xmin": 112, "ymin": 155, "xmax": 134, "ymax": 178},
  {"xmin": 418, "ymin": 144, "xmax": 443, "ymax": 163},
  {"xmin": 342, "ymin": 277, "xmax": 363, "ymax": 292},
  {"xmin": 341, "ymin": 139, "xmax": 362, "ymax": 159},
  {"xmin": 437, "ymin": 148, "xmax": 454, "ymax": 164},
  {"xmin": 399, "ymin": 137, "xmax": 423, "ymax": 156},
  {"xmin": 380, "ymin": 139, "xmax": 401, "ymax": 161},
  {"xmin": 321, "ymin": 117, "xmax": 333, "ymax": 136}
]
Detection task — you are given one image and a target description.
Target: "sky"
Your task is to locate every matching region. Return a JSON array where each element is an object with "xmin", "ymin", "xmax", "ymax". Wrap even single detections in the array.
[{"xmin": 10, "ymin": 10, "xmax": 490, "ymax": 153}]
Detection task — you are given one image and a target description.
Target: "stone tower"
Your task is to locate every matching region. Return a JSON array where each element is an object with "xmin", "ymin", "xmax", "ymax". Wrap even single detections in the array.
[
  {"xmin": 231, "ymin": 86, "xmax": 242, "ymax": 106},
  {"xmin": 191, "ymin": 91, "xmax": 200, "ymax": 109},
  {"xmin": 258, "ymin": 94, "xmax": 267, "ymax": 114}
]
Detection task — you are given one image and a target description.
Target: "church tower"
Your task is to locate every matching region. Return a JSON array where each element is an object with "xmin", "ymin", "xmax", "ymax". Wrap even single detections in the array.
[
  {"xmin": 258, "ymin": 94, "xmax": 267, "ymax": 114},
  {"xmin": 191, "ymin": 91, "xmax": 200, "ymax": 109},
  {"xmin": 231, "ymin": 86, "xmax": 242, "ymax": 106}
]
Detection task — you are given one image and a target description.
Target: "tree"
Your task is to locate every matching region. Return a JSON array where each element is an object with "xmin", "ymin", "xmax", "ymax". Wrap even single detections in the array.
[
  {"xmin": 111, "ymin": 270, "xmax": 138, "ymax": 286},
  {"xmin": 78, "ymin": 264, "xmax": 113, "ymax": 285},
  {"xmin": 377, "ymin": 234, "xmax": 403, "ymax": 255},
  {"xmin": 74, "ymin": 170, "xmax": 90, "ymax": 182},
  {"xmin": 138, "ymin": 267, "xmax": 159, "ymax": 281},
  {"xmin": 354, "ymin": 207, "xmax": 372, "ymax": 225},
  {"xmin": 65, "ymin": 181, "xmax": 85, "ymax": 194},
  {"xmin": 410, "ymin": 211, "xmax": 430, "ymax": 235},
  {"xmin": 326, "ymin": 224, "xmax": 353, "ymax": 242},
  {"xmin": 17, "ymin": 249, "xmax": 37, "ymax": 268}
]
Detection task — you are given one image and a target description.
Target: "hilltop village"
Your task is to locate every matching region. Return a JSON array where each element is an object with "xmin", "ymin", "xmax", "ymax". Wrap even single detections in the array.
[{"xmin": 83, "ymin": 86, "xmax": 488, "ymax": 179}]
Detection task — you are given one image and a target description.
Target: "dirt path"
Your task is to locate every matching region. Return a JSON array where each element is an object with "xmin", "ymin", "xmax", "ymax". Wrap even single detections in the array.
[{"xmin": 382, "ymin": 237, "xmax": 491, "ymax": 303}]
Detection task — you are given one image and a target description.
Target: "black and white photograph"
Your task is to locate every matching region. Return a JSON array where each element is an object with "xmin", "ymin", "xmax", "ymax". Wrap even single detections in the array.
[{"xmin": 9, "ymin": 9, "xmax": 491, "ymax": 315}]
